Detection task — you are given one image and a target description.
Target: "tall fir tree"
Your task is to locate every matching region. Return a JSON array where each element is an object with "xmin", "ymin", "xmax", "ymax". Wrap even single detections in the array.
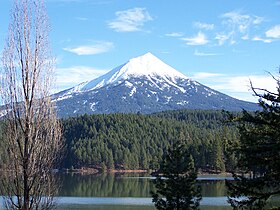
[
  {"xmin": 227, "ymin": 75, "xmax": 280, "ymax": 209},
  {"xmin": 151, "ymin": 137, "xmax": 201, "ymax": 210}
]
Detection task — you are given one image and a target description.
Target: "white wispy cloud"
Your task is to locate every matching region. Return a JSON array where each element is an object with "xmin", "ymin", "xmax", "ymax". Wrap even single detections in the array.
[
  {"xmin": 252, "ymin": 36, "xmax": 273, "ymax": 43},
  {"xmin": 182, "ymin": 32, "xmax": 209, "ymax": 45},
  {"xmin": 194, "ymin": 22, "xmax": 214, "ymax": 30},
  {"xmin": 220, "ymin": 75, "xmax": 277, "ymax": 100},
  {"xmin": 46, "ymin": 0, "xmax": 84, "ymax": 2},
  {"xmin": 75, "ymin": 17, "xmax": 88, "ymax": 21},
  {"xmin": 55, "ymin": 66, "xmax": 109, "ymax": 91},
  {"xmin": 194, "ymin": 50, "xmax": 218, "ymax": 56},
  {"xmin": 192, "ymin": 72, "xmax": 224, "ymax": 79},
  {"xmin": 218, "ymin": 10, "xmax": 265, "ymax": 45},
  {"xmin": 252, "ymin": 16, "xmax": 265, "ymax": 25},
  {"xmin": 215, "ymin": 33, "xmax": 232, "ymax": 45},
  {"xmin": 165, "ymin": 32, "xmax": 184, "ymax": 37},
  {"xmin": 108, "ymin": 7, "xmax": 152, "ymax": 32},
  {"xmin": 160, "ymin": 51, "xmax": 171, "ymax": 54},
  {"xmin": 265, "ymin": 25, "xmax": 280, "ymax": 39},
  {"xmin": 191, "ymin": 72, "xmax": 277, "ymax": 102},
  {"xmin": 47, "ymin": 0, "xmax": 112, "ymax": 4},
  {"xmin": 221, "ymin": 11, "xmax": 263, "ymax": 32},
  {"xmin": 241, "ymin": 34, "xmax": 249, "ymax": 40},
  {"xmin": 63, "ymin": 41, "xmax": 114, "ymax": 55}
]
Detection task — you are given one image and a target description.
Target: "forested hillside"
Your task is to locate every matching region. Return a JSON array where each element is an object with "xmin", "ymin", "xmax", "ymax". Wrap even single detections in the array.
[{"xmin": 62, "ymin": 110, "xmax": 240, "ymax": 172}]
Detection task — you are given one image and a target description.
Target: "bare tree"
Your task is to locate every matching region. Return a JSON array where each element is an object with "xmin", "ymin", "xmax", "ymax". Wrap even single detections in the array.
[{"xmin": 0, "ymin": 0, "xmax": 62, "ymax": 209}]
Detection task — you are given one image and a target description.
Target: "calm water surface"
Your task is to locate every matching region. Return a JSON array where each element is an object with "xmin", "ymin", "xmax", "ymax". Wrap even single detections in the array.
[
  {"xmin": 56, "ymin": 173, "xmax": 232, "ymax": 210},
  {"xmin": 1, "ymin": 173, "xmax": 278, "ymax": 209}
]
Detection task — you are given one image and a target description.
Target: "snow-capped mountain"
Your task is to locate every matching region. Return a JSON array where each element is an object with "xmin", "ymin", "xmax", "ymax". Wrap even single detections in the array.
[{"xmin": 53, "ymin": 52, "xmax": 258, "ymax": 117}]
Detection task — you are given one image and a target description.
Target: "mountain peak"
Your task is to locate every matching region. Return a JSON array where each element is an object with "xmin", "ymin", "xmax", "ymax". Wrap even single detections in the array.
[
  {"xmin": 125, "ymin": 52, "xmax": 187, "ymax": 78},
  {"xmin": 80, "ymin": 53, "xmax": 189, "ymax": 91},
  {"xmin": 134, "ymin": 52, "xmax": 154, "ymax": 58},
  {"xmin": 129, "ymin": 52, "xmax": 157, "ymax": 63},
  {"xmin": 53, "ymin": 52, "xmax": 258, "ymax": 117}
]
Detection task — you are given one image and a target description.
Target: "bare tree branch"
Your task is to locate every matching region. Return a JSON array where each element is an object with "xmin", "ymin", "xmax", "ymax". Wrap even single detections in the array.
[
  {"xmin": 249, "ymin": 72, "xmax": 280, "ymax": 103},
  {"xmin": 0, "ymin": 0, "xmax": 63, "ymax": 209}
]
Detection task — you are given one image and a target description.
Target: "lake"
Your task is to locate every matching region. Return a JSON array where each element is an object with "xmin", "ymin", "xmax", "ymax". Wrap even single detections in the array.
[
  {"xmin": 1, "ymin": 173, "xmax": 278, "ymax": 209},
  {"xmin": 56, "ymin": 173, "xmax": 232, "ymax": 210}
]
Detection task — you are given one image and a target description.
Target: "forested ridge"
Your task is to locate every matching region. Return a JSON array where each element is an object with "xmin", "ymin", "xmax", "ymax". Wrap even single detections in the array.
[{"xmin": 61, "ymin": 110, "xmax": 240, "ymax": 172}]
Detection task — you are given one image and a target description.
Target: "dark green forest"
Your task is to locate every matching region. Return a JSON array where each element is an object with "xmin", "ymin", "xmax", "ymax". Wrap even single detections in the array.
[{"xmin": 61, "ymin": 110, "xmax": 240, "ymax": 172}]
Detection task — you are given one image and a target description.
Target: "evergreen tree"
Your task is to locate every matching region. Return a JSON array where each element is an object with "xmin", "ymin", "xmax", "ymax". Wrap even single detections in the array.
[
  {"xmin": 61, "ymin": 110, "xmax": 239, "ymax": 171},
  {"xmin": 227, "ymin": 76, "xmax": 280, "ymax": 209},
  {"xmin": 107, "ymin": 150, "xmax": 115, "ymax": 169},
  {"xmin": 151, "ymin": 138, "xmax": 201, "ymax": 210}
]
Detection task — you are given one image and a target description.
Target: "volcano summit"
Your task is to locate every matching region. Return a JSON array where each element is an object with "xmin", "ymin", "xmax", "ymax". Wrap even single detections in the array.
[{"xmin": 53, "ymin": 53, "xmax": 257, "ymax": 117}]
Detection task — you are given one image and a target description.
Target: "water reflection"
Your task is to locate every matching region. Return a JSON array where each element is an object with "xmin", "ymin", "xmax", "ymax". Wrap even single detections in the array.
[
  {"xmin": 59, "ymin": 173, "xmax": 154, "ymax": 197},
  {"xmin": 58, "ymin": 204, "xmax": 156, "ymax": 210},
  {"xmin": 58, "ymin": 173, "xmax": 228, "ymax": 198},
  {"xmin": 0, "ymin": 173, "xmax": 233, "ymax": 210},
  {"xmin": 1, "ymin": 173, "xmax": 278, "ymax": 210},
  {"xmin": 200, "ymin": 180, "xmax": 227, "ymax": 197}
]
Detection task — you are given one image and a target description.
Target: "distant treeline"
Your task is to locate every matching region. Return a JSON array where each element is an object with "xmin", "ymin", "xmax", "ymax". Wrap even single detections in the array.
[{"xmin": 61, "ymin": 110, "xmax": 240, "ymax": 172}]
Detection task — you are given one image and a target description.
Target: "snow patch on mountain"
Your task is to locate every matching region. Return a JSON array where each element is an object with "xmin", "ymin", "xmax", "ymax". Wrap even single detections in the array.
[
  {"xmin": 90, "ymin": 102, "xmax": 99, "ymax": 112},
  {"xmin": 164, "ymin": 96, "xmax": 172, "ymax": 104},
  {"xmin": 177, "ymin": 101, "xmax": 189, "ymax": 105},
  {"xmin": 54, "ymin": 94, "xmax": 73, "ymax": 102},
  {"xmin": 129, "ymin": 87, "xmax": 137, "ymax": 96},
  {"xmin": 66, "ymin": 52, "xmax": 191, "ymax": 93},
  {"xmin": 125, "ymin": 81, "xmax": 133, "ymax": 88}
]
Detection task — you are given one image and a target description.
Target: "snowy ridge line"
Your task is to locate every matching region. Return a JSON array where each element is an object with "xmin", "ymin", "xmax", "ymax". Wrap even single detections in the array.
[{"xmin": 57, "ymin": 52, "xmax": 190, "ymax": 96}]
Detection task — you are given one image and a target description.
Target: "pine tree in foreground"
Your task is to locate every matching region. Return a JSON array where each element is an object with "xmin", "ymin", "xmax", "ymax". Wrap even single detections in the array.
[
  {"xmin": 151, "ymin": 138, "xmax": 201, "ymax": 210},
  {"xmin": 227, "ymin": 74, "xmax": 280, "ymax": 209}
]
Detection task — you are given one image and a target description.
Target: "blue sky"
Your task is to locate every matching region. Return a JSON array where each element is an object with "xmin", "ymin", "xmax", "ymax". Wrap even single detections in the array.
[{"xmin": 1, "ymin": 0, "xmax": 280, "ymax": 102}]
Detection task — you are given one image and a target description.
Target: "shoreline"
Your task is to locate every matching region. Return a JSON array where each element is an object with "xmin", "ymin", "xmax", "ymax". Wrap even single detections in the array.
[{"xmin": 62, "ymin": 167, "xmax": 232, "ymax": 176}]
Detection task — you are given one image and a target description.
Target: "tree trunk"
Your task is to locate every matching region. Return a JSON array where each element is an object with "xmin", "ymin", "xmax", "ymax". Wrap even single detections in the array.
[{"xmin": 0, "ymin": 0, "xmax": 63, "ymax": 209}]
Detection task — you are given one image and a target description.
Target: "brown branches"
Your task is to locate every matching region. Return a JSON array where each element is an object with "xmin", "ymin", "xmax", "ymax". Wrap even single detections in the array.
[{"xmin": 0, "ymin": 1, "xmax": 62, "ymax": 209}]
